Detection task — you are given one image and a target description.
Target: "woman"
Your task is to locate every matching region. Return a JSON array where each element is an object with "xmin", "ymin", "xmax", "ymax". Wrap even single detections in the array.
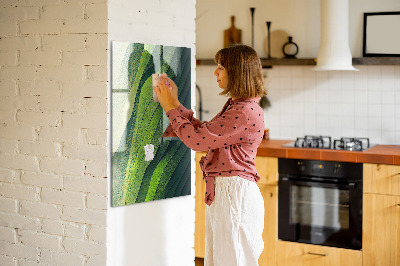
[{"xmin": 155, "ymin": 44, "xmax": 266, "ymax": 266}]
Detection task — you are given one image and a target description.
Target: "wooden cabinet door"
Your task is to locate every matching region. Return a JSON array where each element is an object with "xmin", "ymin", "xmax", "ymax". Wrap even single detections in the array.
[
  {"xmin": 195, "ymin": 152, "xmax": 207, "ymax": 258},
  {"xmin": 276, "ymin": 241, "xmax": 362, "ymax": 266},
  {"xmin": 363, "ymin": 193, "xmax": 400, "ymax": 266},
  {"xmin": 259, "ymin": 185, "xmax": 278, "ymax": 266},
  {"xmin": 364, "ymin": 164, "xmax": 400, "ymax": 196},
  {"xmin": 255, "ymin": 156, "xmax": 278, "ymax": 186}
]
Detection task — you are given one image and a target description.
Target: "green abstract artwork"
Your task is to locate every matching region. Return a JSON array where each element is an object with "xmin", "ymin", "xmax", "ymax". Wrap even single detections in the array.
[{"xmin": 111, "ymin": 41, "xmax": 191, "ymax": 207}]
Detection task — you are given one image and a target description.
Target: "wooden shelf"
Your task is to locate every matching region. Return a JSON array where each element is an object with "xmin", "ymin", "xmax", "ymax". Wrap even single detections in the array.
[
  {"xmin": 352, "ymin": 57, "xmax": 400, "ymax": 65},
  {"xmin": 196, "ymin": 57, "xmax": 400, "ymax": 67},
  {"xmin": 260, "ymin": 58, "xmax": 316, "ymax": 67}
]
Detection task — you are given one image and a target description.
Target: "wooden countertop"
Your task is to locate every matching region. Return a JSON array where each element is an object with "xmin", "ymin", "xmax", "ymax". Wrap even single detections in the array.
[{"xmin": 256, "ymin": 139, "xmax": 400, "ymax": 165}]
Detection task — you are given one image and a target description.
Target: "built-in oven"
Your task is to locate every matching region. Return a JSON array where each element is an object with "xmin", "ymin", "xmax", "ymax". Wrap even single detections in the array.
[{"xmin": 278, "ymin": 158, "xmax": 363, "ymax": 250}]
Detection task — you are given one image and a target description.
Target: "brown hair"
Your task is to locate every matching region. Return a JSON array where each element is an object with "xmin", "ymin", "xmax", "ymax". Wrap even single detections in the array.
[{"xmin": 214, "ymin": 44, "xmax": 266, "ymax": 99}]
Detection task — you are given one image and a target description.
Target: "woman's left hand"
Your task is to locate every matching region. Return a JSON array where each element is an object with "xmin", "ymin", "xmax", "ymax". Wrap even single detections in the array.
[{"xmin": 154, "ymin": 76, "xmax": 175, "ymax": 113}]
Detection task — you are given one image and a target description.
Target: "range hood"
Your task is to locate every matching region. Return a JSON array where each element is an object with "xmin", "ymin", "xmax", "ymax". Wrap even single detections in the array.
[{"xmin": 314, "ymin": 0, "xmax": 358, "ymax": 71}]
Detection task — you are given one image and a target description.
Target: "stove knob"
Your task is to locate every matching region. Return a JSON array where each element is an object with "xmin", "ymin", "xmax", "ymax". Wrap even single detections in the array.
[
  {"xmin": 334, "ymin": 164, "xmax": 341, "ymax": 174},
  {"xmin": 298, "ymin": 161, "xmax": 305, "ymax": 171}
]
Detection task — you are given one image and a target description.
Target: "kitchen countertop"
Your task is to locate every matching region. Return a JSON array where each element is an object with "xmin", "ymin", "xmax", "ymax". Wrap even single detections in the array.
[{"xmin": 256, "ymin": 139, "xmax": 400, "ymax": 165}]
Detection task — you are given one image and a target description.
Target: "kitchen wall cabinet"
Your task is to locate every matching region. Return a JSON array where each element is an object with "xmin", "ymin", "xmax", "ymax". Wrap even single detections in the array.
[
  {"xmin": 363, "ymin": 163, "xmax": 400, "ymax": 266},
  {"xmin": 276, "ymin": 241, "xmax": 362, "ymax": 266}
]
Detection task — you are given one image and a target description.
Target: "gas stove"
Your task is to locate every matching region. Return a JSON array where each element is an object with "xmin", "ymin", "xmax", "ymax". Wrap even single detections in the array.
[{"xmin": 283, "ymin": 135, "xmax": 373, "ymax": 151}]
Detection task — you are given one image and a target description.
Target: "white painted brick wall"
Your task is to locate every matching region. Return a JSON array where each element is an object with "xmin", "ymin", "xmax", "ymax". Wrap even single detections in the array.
[
  {"xmin": 0, "ymin": 0, "xmax": 108, "ymax": 264},
  {"xmin": 64, "ymin": 222, "xmax": 85, "ymax": 239},
  {"xmin": 64, "ymin": 175, "xmax": 107, "ymax": 195},
  {"xmin": 0, "ymin": 226, "xmax": 17, "ymax": 243},
  {"xmin": 87, "ymin": 193, "xmax": 107, "ymax": 210},
  {"xmin": 0, "ymin": 197, "xmax": 17, "ymax": 213},
  {"xmin": 87, "ymin": 225, "xmax": 106, "ymax": 243},
  {"xmin": 20, "ymin": 171, "xmax": 62, "ymax": 189},
  {"xmin": 40, "ymin": 249, "xmax": 85, "ymax": 266},
  {"xmin": 42, "ymin": 219, "xmax": 64, "ymax": 236}
]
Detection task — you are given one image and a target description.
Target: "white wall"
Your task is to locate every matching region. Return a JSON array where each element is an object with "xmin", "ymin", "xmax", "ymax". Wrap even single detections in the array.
[
  {"xmin": 265, "ymin": 65, "xmax": 400, "ymax": 144},
  {"xmin": 196, "ymin": 0, "xmax": 400, "ymax": 58},
  {"xmin": 196, "ymin": 0, "xmax": 400, "ymax": 145},
  {"xmin": 0, "ymin": 1, "xmax": 108, "ymax": 265},
  {"xmin": 197, "ymin": 64, "xmax": 400, "ymax": 145},
  {"xmin": 107, "ymin": 1, "xmax": 196, "ymax": 266}
]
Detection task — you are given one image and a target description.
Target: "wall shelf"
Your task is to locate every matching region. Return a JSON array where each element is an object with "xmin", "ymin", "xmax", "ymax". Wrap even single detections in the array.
[{"xmin": 196, "ymin": 57, "xmax": 400, "ymax": 67}]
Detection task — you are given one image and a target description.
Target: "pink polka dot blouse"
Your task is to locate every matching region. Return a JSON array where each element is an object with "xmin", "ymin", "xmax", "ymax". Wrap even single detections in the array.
[{"xmin": 162, "ymin": 97, "xmax": 265, "ymax": 205}]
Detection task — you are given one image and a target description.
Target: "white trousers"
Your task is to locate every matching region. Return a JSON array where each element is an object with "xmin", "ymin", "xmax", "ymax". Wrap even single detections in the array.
[{"xmin": 205, "ymin": 176, "xmax": 264, "ymax": 266}]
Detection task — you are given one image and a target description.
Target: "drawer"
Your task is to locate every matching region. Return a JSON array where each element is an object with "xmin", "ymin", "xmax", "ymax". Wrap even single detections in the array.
[
  {"xmin": 276, "ymin": 241, "xmax": 362, "ymax": 266},
  {"xmin": 364, "ymin": 164, "xmax": 400, "ymax": 196}
]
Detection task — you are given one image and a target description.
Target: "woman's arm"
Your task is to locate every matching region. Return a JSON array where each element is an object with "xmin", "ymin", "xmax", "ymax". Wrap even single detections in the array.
[
  {"xmin": 156, "ymin": 76, "xmax": 251, "ymax": 152},
  {"xmin": 157, "ymin": 76, "xmax": 203, "ymax": 137},
  {"xmin": 165, "ymin": 106, "xmax": 249, "ymax": 152}
]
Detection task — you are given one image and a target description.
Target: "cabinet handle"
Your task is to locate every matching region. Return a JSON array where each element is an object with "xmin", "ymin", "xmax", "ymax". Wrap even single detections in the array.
[
  {"xmin": 397, "ymin": 204, "xmax": 400, "ymax": 207},
  {"xmin": 307, "ymin": 252, "xmax": 328, "ymax": 256}
]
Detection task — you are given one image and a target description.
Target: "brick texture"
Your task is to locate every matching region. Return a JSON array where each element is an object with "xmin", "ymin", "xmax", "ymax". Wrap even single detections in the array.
[{"xmin": 0, "ymin": 1, "xmax": 108, "ymax": 264}]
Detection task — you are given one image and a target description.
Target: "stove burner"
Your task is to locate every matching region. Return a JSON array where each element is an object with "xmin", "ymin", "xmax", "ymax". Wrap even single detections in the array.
[
  {"xmin": 333, "ymin": 137, "xmax": 370, "ymax": 151},
  {"xmin": 295, "ymin": 135, "xmax": 332, "ymax": 149},
  {"xmin": 286, "ymin": 136, "xmax": 372, "ymax": 151}
]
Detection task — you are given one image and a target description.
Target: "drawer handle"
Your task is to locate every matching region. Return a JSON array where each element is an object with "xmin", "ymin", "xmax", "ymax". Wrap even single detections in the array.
[{"xmin": 307, "ymin": 252, "xmax": 328, "ymax": 256}]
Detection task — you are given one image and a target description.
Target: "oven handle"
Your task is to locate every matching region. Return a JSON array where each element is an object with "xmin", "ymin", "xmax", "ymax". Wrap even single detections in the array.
[{"xmin": 280, "ymin": 177, "xmax": 357, "ymax": 189}]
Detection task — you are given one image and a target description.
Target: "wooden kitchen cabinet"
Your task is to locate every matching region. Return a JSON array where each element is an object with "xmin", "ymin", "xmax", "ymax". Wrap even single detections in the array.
[
  {"xmin": 194, "ymin": 153, "xmax": 279, "ymax": 264},
  {"xmin": 195, "ymin": 152, "xmax": 207, "ymax": 258},
  {"xmin": 276, "ymin": 241, "xmax": 362, "ymax": 266},
  {"xmin": 258, "ymin": 184, "xmax": 278, "ymax": 266},
  {"xmin": 255, "ymin": 156, "xmax": 278, "ymax": 186},
  {"xmin": 364, "ymin": 163, "xmax": 400, "ymax": 196},
  {"xmin": 363, "ymin": 193, "xmax": 400, "ymax": 266},
  {"xmin": 363, "ymin": 164, "xmax": 400, "ymax": 266}
]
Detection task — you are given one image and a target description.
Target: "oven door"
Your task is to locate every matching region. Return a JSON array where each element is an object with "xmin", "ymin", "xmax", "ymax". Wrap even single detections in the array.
[{"xmin": 278, "ymin": 176, "xmax": 362, "ymax": 250}]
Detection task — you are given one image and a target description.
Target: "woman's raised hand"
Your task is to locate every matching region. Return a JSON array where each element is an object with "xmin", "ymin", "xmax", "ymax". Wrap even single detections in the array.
[
  {"xmin": 154, "ymin": 76, "xmax": 175, "ymax": 113},
  {"xmin": 161, "ymin": 76, "xmax": 180, "ymax": 109}
]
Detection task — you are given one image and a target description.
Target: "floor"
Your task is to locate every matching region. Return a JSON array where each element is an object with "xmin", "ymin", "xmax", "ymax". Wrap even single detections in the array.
[{"xmin": 195, "ymin": 257, "xmax": 204, "ymax": 266}]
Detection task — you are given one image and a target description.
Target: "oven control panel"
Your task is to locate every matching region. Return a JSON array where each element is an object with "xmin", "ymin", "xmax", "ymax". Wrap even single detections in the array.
[{"xmin": 280, "ymin": 158, "xmax": 362, "ymax": 180}]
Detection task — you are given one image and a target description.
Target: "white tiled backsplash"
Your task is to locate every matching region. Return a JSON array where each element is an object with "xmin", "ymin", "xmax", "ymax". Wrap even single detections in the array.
[{"xmin": 196, "ymin": 65, "xmax": 400, "ymax": 145}]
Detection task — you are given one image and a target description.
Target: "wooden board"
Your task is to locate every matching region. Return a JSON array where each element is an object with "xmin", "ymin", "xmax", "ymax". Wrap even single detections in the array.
[{"xmin": 224, "ymin": 16, "xmax": 242, "ymax": 48}]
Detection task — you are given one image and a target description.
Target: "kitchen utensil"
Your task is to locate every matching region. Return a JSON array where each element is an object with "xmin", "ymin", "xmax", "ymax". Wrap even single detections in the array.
[
  {"xmin": 266, "ymin": 21, "xmax": 272, "ymax": 58},
  {"xmin": 224, "ymin": 16, "xmax": 242, "ymax": 48},
  {"xmin": 250, "ymin": 7, "xmax": 255, "ymax": 48}
]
